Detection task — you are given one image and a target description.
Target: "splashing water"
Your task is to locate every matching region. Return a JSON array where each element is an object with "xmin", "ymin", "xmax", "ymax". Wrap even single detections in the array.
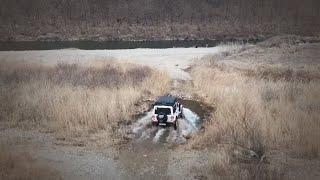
[{"xmin": 131, "ymin": 107, "xmax": 200, "ymax": 143}]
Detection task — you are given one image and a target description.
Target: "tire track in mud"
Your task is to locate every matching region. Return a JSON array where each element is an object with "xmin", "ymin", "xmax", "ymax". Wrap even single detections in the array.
[{"xmin": 131, "ymin": 107, "xmax": 200, "ymax": 144}]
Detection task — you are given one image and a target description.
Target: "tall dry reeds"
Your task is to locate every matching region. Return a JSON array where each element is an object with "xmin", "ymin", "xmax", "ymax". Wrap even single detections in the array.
[
  {"xmin": 190, "ymin": 39, "xmax": 320, "ymax": 179},
  {"xmin": 191, "ymin": 66, "xmax": 320, "ymax": 158},
  {"xmin": 0, "ymin": 59, "xmax": 170, "ymax": 135}
]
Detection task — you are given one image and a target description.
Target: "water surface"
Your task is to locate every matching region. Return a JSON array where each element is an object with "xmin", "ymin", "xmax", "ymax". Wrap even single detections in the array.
[{"xmin": 0, "ymin": 39, "xmax": 261, "ymax": 51}]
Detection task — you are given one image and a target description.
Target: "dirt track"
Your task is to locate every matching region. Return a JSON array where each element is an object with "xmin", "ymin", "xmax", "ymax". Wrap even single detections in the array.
[{"xmin": 0, "ymin": 47, "xmax": 236, "ymax": 80}]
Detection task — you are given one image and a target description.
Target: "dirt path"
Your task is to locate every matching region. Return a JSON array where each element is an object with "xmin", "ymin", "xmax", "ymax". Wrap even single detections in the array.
[
  {"xmin": 0, "ymin": 47, "xmax": 231, "ymax": 80},
  {"xmin": 0, "ymin": 128, "xmax": 123, "ymax": 180}
]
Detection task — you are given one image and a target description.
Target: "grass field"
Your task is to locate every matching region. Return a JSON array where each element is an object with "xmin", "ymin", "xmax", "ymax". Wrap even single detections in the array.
[
  {"xmin": 0, "ymin": 36, "xmax": 319, "ymax": 179},
  {"xmin": 0, "ymin": 59, "xmax": 170, "ymax": 137},
  {"xmin": 190, "ymin": 38, "xmax": 320, "ymax": 179}
]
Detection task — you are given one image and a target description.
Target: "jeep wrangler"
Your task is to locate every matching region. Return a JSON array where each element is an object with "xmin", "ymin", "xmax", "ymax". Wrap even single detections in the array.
[{"xmin": 151, "ymin": 95, "xmax": 183, "ymax": 130}]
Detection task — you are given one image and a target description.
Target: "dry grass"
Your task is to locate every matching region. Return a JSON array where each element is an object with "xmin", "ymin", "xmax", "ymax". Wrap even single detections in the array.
[
  {"xmin": 0, "ymin": 59, "xmax": 170, "ymax": 136},
  {"xmin": 199, "ymin": 42, "xmax": 249, "ymax": 66},
  {"xmin": 202, "ymin": 148, "xmax": 286, "ymax": 180},
  {"xmin": 192, "ymin": 63, "xmax": 320, "ymax": 158},
  {"xmin": 2, "ymin": 0, "xmax": 320, "ymax": 42},
  {"xmin": 0, "ymin": 143, "xmax": 61, "ymax": 180},
  {"xmin": 191, "ymin": 39, "xmax": 320, "ymax": 178}
]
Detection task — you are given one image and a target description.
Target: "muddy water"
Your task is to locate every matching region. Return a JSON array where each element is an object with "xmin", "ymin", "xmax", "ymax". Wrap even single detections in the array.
[
  {"xmin": 0, "ymin": 39, "xmax": 256, "ymax": 51},
  {"xmin": 130, "ymin": 99, "xmax": 206, "ymax": 144},
  {"xmin": 0, "ymin": 38, "xmax": 264, "ymax": 51},
  {"xmin": 131, "ymin": 108, "xmax": 199, "ymax": 144},
  {"xmin": 178, "ymin": 99, "xmax": 214, "ymax": 120},
  {"xmin": 118, "ymin": 101, "xmax": 207, "ymax": 179},
  {"xmin": 0, "ymin": 40, "xmax": 221, "ymax": 51}
]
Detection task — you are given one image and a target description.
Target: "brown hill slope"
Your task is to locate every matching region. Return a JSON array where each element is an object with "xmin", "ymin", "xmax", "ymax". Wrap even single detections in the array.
[{"xmin": 1, "ymin": 0, "xmax": 320, "ymax": 41}]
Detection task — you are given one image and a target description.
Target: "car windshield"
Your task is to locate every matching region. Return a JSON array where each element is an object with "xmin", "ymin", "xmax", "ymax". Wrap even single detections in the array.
[{"xmin": 155, "ymin": 107, "xmax": 171, "ymax": 115}]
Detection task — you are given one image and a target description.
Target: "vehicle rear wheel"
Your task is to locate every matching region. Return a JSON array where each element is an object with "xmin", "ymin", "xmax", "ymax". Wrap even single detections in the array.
[
  {"xmin": 173, "ymin": 120, "xmax": 178, "ymax": 130},
  {"xmin": 179, "ymin": 106, "xmax": 183, "ymax": 118}
]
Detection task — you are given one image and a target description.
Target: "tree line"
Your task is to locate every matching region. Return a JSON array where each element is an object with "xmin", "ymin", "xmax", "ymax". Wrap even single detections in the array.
[{"xmin": 0, "ymin": 0, "xmax": 319, "ymax": 40}]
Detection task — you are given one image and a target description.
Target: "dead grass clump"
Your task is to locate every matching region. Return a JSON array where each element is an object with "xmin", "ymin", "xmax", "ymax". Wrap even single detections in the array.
[
  {"xmin": 201, "ymin": 148, "xmax": 286, "ymax": 180},
  {"xmin": 0, "ymin": 60, "xmax": 152, "ymax": 88},
  {"xmin": 0, "ymin": 60, "xmax": 170, "ymax": 135},
  {"xmin": 207, "ymin": 149, "xmax": 230, "ymax": 176},
  {"xmin": 191, "ymin": 67, "xmax": 320, "ymax": 158}
]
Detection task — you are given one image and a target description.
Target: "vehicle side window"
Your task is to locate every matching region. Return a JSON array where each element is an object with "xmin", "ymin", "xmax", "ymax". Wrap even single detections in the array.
[{"xmin": 173, "ymin": 104, "xmax": 176, "ymax": 113}]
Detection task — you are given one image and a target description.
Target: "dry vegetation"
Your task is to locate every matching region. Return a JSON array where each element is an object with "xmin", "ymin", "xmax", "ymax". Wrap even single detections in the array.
[
  {"xmin": 0, "ymin": 59, "xmax": 170, "ymax": 179},
  {"xmin": 203, "ymin": 148, "xmax": 286, "ymax": 180},
  {"xmin": 0, "ymin": 59, "xmax": 170, "ymax": 137},
  {"xmin": 1, "ymin": 0, "xmax": 319, "ymax": 41},
  {"xmin": 190, "ymin": 39, "xmax": 320, "ymax": 179}
]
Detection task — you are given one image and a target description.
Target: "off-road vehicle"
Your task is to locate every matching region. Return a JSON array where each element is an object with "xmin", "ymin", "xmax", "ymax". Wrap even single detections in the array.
[{"xmin": 151, "ymin": 95, "xmax": 183, "ymax": 130}]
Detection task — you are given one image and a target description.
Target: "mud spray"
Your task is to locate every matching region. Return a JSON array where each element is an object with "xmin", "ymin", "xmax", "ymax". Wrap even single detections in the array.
[
  {"xmin": 131, "ymin": 99, "xmax": 205, "ymax": 144},
  {"xmin": 118, "ymin": 99, "xmax": 208, "ymax": 179}
]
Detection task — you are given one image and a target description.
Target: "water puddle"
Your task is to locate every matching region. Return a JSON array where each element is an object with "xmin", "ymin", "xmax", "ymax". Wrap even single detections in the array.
[
  {"xmin": 130, "ymin": 98, "xmax": 210, "ymax": 144},
  {"xmin": 178, "ymin": 98, "xmax": 211, "ymax": 120},
  {"xmin": 119, "ymin": 99, "xmax": 214, "ymax": 178}
]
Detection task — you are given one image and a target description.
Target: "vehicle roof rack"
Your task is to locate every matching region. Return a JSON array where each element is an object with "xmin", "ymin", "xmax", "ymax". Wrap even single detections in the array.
[{"xmin": 154, "ymin": 95, "xmax": 177, "ymax": 106}]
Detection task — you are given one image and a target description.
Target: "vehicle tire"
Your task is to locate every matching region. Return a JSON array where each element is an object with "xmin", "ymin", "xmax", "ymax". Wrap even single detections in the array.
[
  {"xmin": 173, "ymin": 120, "xmax": 178, "ymax": 130},
  {"xmin": 179, "ymin": 107, "xmax": 183, "ymax": 118},
  {"xmin": 157, "ymin": 112, "xmax": 168, "ymax": 122}
]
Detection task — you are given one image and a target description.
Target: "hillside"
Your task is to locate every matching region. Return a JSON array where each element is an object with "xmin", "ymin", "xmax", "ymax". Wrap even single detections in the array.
[{"xmin": 1, "ymin": 0, "xmax": 320, "ymax": 41}]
